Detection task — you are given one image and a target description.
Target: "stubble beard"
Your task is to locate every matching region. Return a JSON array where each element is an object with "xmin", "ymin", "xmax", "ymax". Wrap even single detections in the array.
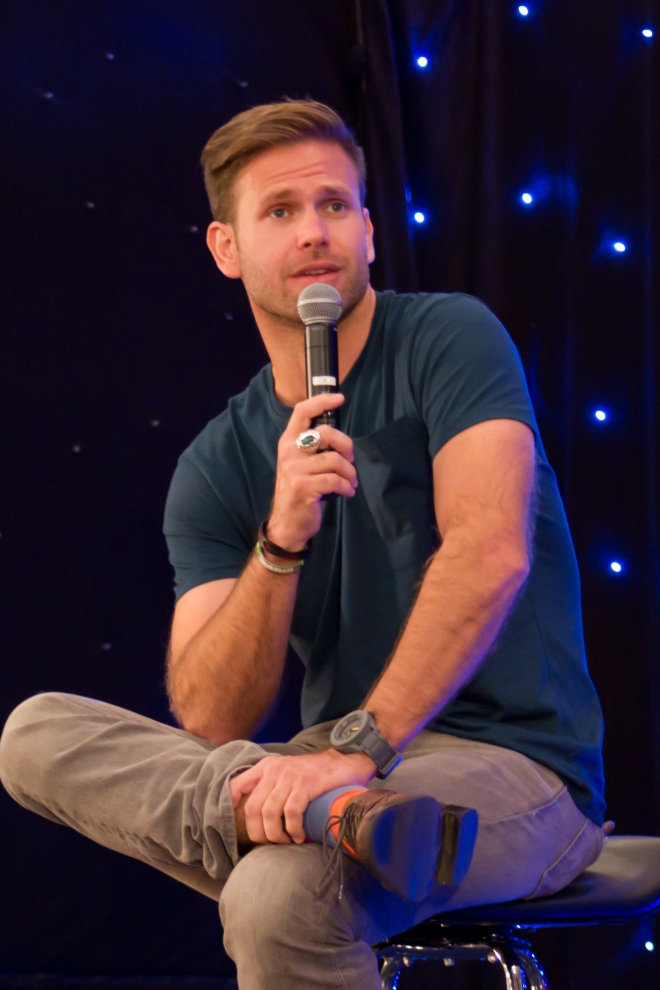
[{"xmin": 240, "ymin": 251, "xmax": 371, "ymax": 332}]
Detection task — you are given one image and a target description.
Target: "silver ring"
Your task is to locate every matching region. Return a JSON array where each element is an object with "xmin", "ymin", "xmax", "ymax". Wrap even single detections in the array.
[{"xmin": 296, "ymin": 429, "xmax": 322, "ymax": 454}]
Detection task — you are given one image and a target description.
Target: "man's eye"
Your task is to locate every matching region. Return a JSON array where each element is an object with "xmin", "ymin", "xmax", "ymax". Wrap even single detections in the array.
[
  {"xmin": 327, "ymin": 202, "xmax": 346, "ymax": 213},
  {"xmin": 270, "ymin": 207, "xmax": 289, "ymax": 219}
]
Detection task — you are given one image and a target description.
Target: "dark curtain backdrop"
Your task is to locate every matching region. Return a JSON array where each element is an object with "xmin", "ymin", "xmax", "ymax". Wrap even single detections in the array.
[{"xmin": 1, "ymin": 1, "xmax": 658, "ymax": 988}]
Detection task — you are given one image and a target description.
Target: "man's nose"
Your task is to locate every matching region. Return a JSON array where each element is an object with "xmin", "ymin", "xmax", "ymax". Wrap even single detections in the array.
[{"xmin": 296, "ymin": 209, "xmax": 330, "ymax": 250}]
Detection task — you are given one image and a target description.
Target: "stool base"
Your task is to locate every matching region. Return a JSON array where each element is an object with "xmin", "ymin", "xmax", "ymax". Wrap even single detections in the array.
[{"xmin": 375, "ymin": 925, "xmax": 547, "ymax": 989}]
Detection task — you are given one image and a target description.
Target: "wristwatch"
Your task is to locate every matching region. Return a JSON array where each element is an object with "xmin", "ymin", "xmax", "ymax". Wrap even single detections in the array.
[{"xmin": 330, "ymin": 710, "xmax": 402, "ymax": 779}]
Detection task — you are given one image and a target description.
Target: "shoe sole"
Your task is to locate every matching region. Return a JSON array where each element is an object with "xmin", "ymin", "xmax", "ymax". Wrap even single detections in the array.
[{"xmin": 357, "ymin": 796, "xmax": 478, "ymax": 902}]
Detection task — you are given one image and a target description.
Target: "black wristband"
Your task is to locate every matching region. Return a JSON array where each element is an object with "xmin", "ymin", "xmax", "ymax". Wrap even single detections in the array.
[{"xmin": 258, "ymin": 518, "xmax": 311, "ymax": 560}]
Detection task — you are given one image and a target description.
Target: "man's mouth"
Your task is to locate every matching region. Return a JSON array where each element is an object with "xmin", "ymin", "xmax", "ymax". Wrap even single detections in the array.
[{"xmin": 292, "ymin": 265, "xmax": 340, "ymax": 277}]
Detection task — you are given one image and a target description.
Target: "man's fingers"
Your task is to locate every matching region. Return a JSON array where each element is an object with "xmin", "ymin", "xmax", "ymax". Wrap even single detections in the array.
[
  {"xmin": 314, "ymin": 425, "xmax": 354, "ymax": 461},
  {"xmin": 259, "ymin": 785, "xmax": 308, "ymax": 845},
  {"xmin": 307, "ymin": 473, "xmax": 357, "ymax": 498},
  {"xmin": 229, "ymin": 767, "xmax": 262, "ymax": 808},
  {"xmin": 260, "ymin": 785, "xmax": 298, "ymax": 844},
  {"xmin": 282, "ymin": 793, "xmax": 308, "ymax": 844},
  {"xmin": 246, "ymin": 782, "xmax": 291, "ymax": 845},
  {"xmin": 285, "ymin": 393, "xmax": 345, "ymax": 438},
  {"xmin": 306, "ymin": 450, "xmax": 358, "ymax": 486}
]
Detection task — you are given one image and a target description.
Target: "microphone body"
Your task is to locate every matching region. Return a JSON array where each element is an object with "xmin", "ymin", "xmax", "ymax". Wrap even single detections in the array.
[
  {"xmin": 297, "ymin": 283, "xmax": 343, "ymax": 430},
  {"xmin": 305, "ymin": 321, "xmax": 339, "ymax": 428}
]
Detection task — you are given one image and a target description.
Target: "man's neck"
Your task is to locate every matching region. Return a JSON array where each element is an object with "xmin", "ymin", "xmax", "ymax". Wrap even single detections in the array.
[{"xmin": 250, "ymin": 286, "xmax": 377, "ymax": 407}]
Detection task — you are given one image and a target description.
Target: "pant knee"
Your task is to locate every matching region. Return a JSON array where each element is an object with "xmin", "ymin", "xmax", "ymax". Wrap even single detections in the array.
[
  {"xmin": 219, "ymin": 845, "xmax": 382, "ymax": 990},
  {"xmin": 0, "ymin": 692, "xmax": 71, "ymax": 795},
  {"xmin": 221, "ymin": 844, "xmax": 349, "ymax": 953}
]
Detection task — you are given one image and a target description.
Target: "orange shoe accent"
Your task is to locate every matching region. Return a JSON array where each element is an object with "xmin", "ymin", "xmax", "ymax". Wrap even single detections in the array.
[{"xmin": 328, "ymin": 788, "xmax": 368, "ymax": 858}]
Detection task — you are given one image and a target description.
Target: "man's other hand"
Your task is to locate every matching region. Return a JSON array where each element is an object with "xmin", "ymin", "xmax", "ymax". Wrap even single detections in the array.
[
  {"xmin": 229, "ymin": 748, "xmax": 376, "ymax": 845},
  {"xmin": 266, "ymin": 392, "xmax": 358, "ymax": 552}
]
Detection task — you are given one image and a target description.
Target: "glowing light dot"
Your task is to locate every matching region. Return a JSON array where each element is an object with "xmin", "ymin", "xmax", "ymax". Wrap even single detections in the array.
[
  {"xmin": 594, "ymin": 410, "xmax": 607, "ymax": 422},
  {"xmin": 642, "ymin": 29, "xmax": 653, "ymax": 38},
  {"xmin": 105, "ymin": 52, "xmax": 115, "ymax": 60},
  {"xmin": 610, "ymin": 561, "xmax": 622, "ymax": 574},
  {"xmin": 518, "ymin": 5, "xmax": 530, "ymax": 15},
  {"xmin": 521, "ymin": 192, "xmax": 534, "ymax": 205},
  {"xmin": 646, "ymin": 941, "xmax": 655, "ymax": 952},
  {"xmin": 72, "ymin": 444, "xmax": 81, "ymax": 453},
  {"xmin": 613, "ymin": 241, "xmax": 626, "ymax": 253},
  {"xmin": 189, "ymin": 225, "xmax": 199, "ymax": 233},
  {"xmin": 85, "ymin": 201, "xmax": 95, "ymax": 209},
  {"xmin": 44, "ymin": 91, "xmax": 54, "ymax": 99},
  {"xmin": 413, "ymin": 212, "xmax": 426, "ymax": 224},
  {"xmin": 150, "ymin": 419, "xmax": 160, "ymax": 428},
  {"xmin": 416, "ymin": 56, "xmax": 429, "ymax": 68}
]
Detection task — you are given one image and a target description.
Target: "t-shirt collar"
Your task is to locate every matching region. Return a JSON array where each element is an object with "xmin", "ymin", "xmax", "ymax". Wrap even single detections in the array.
[{"xmin": 265, "ymin": 291, "xmax": 385, "ymax": 419}]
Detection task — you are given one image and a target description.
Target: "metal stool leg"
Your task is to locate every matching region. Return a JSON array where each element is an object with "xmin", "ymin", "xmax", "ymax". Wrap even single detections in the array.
[
  {"xmin": 376, "ymin": 931, "xmax": 548, "ymax": 990},
  {"xmin": 513, "ymin": 945, "xmax": 548, "ymax": 989},
  {"xmin": 379, "ymin": 954, "xmax": 402, "ymax": 989}
]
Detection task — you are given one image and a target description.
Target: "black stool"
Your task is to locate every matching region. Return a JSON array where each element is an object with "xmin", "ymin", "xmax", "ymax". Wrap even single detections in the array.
[{"xmin": 375, "ymin": 836, "xmax": 660, "ymax": 989}]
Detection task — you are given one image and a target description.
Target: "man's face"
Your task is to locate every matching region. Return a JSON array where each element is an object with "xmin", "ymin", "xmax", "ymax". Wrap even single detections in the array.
[{"xmin": 226, "ymin": 140, "xmax": 375, "ymax": 327}]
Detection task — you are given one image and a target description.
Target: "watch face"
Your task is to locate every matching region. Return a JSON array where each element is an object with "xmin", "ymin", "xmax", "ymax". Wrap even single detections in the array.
[{"xmin": 334, "ymin": 710, "xmax": 368, "ymax": 743}]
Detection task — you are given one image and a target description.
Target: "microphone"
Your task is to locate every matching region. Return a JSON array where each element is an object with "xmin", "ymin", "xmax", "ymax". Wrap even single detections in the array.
[{"xmin": 297, "ymin": 282, "xmax": 343, "ymax": 429}]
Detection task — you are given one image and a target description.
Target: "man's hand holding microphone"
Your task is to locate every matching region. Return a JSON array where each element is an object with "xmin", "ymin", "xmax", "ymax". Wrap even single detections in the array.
[{"xmin": 262, "ymin": 283, "xmax": 357, "ymax": 559}]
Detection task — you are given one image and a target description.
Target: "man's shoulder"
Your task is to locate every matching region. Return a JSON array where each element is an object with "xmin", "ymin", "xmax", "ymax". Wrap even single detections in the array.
[
  {"xmin": 179, "ymin": 364, "xmax": 273, "ymax": 470},
  {"xmin": 375, "ymin": 290, "xmax": 514, "ymax": 367},
  {"xmin": 377, "ymin": 289, "xmax": 502, "ymax": 331}
]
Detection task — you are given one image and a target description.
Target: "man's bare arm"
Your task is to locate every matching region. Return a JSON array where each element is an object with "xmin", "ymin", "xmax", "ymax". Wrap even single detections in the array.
[
  {"xmin": 167, "ymin": 557, "xmax": 299, "ymax": 745},
  {"xmin": 166, "ymin": 392, "xmax": 357, "ymax": 745},
  {"xmin": 363, "ymin": 418, "xmax": 535, "ymax": 750}
]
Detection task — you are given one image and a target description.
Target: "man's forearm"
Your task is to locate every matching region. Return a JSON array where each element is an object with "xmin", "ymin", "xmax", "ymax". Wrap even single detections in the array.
[
  {"xmin": 168, "ymin": 555, "xmax": 299, "ymax": 745},
  {"xmin": 364, "ymin": 535, "xmax": 529, "ymax": 751}
]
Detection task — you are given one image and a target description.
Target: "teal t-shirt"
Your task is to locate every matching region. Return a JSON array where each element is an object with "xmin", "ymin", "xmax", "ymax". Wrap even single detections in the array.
[{"xmin": 164, "ymin": 291, "xmax": 606, "ymax": 825}]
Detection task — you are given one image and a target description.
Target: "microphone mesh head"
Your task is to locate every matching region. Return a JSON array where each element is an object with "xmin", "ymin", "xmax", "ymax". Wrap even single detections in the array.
[{"xmin": 297, "ymin": 282, "xmax": 343, "ymax": 325}]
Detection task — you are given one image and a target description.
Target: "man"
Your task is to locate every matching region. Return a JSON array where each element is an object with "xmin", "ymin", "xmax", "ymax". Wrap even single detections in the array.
[{"xmin": 0, "ymin": 100, "xmax": 606, "ymax": 990}]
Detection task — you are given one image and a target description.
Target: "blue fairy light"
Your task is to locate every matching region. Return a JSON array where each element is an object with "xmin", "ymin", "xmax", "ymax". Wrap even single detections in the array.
[
  {"xmin": 413, "ymin": 211, "xmax": 426, "ymax": 224},
  {"xmin": 594, "ymin": 409, "xmax": 607, "ymax": 422},
  {"xmin": 518, "ymin": 5, "xmax": 530, "ymax": 16},
  {"xmin": 521, "ymin": 192, "xmax": 534, "ymax": 205},
  {"xmin": 642, "ymin": 28, "xmax": 654, "ymax": 38},
  {"xmin": 612, "ymin": 241, "xmax": 626, "ymax": 253},
  {"xmin": 416, "ymin": 56, "xmax": 429, "ymax": 68},
  {"xmin": 610, "ymin": 561, "xmax": 623, "ymax": 574},
  {"xmin": 646, "ymin": 941, "xmax": 655, "ymax": 952}
]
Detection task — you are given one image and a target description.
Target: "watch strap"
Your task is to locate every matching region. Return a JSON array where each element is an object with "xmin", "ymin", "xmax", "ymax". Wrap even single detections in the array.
[
  {"xmin": 360, "ymin": 728, "xmax": 402, "ymax": 778},
  {"xmin": 332, "ymin": 711, "xmax": 402, "ymax": 778}
]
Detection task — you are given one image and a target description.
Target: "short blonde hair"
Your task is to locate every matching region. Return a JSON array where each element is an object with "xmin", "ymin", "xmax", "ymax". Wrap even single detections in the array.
[{"xmin": 200, "ymin": 99, "xmax": 367, "ymax": 223}]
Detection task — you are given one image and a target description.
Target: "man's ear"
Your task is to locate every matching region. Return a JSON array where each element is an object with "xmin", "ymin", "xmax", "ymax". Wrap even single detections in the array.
[
  {"xmin": 363, "ymin": 208, "xmax": 376, "ymax": 265},
  {"xmin": 206, "ymin": 221, "xmax": 242, "ymax": 279}
]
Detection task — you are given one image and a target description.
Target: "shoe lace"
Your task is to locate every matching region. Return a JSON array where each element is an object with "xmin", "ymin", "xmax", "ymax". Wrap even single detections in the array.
[{"xmin": 317, "ymin": 793, "xmax": 390, "ymax": 900}]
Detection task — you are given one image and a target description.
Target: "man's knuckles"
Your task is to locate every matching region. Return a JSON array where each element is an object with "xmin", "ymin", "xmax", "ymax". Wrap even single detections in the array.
[
  {"xmin": 293, "ymin": 393, "xmax": 344, "ymax": 417},
  {"xmin": 312, "ymin": 450, "xmax": 351, "ymax": 472}
]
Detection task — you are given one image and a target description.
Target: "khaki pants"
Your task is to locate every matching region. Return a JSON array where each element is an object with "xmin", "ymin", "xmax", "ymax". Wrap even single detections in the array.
[{"xmin": 0, "ymin": 692, "xmax": 604, "ymax": 990}]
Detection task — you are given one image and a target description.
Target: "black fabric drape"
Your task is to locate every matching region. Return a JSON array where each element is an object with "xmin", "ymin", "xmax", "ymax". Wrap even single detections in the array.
[{"xmin": 360, "ymin": 0, "xmax": 660, "ymax": 835}]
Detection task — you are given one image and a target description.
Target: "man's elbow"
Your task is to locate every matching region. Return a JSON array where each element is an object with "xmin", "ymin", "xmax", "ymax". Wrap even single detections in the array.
[
  {"xmin": 166, "ymin": 652, "xmax": 214, "ymax": 742},
  {"xmin": 175, "ymin": 698, "xmax": 243, "ymax": 746},
  {"xmin": 169, "ymin": 676, "xmax": 255, "ymax": 746},
  {"xmin": 491, "ymin": 546, "xmax": 530, "ymax": 598}
]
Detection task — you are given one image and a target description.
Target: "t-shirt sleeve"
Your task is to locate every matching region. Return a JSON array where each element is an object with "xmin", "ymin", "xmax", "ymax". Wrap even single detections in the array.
[
  {"xmin": 410, "ymin": 293, "xmax": 538, "ymax": 459},
  {"xmin": 163, "ymin": 452, "xmax": 252, "ymax": 601}
]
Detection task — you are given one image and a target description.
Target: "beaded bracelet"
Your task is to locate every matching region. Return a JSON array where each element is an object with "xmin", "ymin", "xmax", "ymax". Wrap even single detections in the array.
[{"xmin": 254, "ymin": 539, "xmax": 304, "ymax": 574}]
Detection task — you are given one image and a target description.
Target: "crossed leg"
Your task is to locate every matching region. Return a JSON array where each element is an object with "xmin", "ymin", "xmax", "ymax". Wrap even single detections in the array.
[{"xmin": 0, "ymin": 692, "xmax": 604, "ymax": 989}]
